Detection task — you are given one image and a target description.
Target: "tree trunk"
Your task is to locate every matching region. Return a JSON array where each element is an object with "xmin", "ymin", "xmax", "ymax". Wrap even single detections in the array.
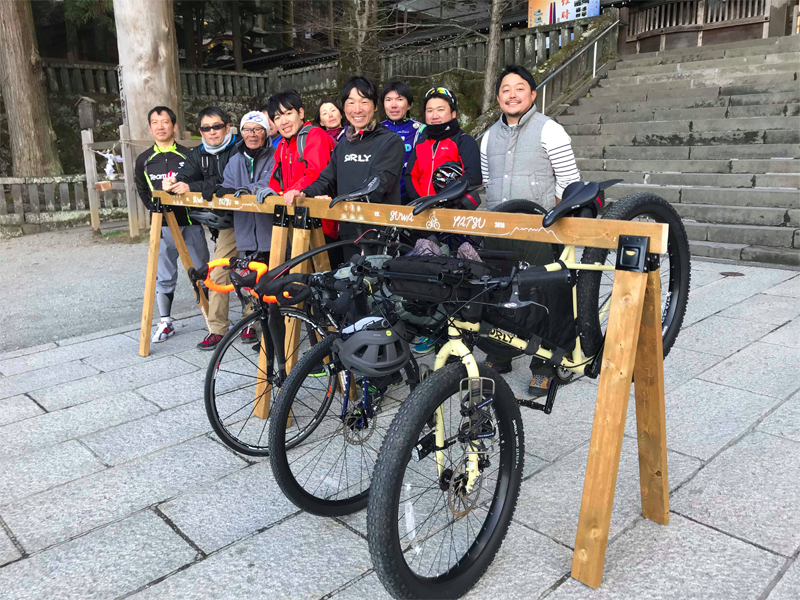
[
  {"xmin": 339, "ymin": 0, "xmax": 379, "ymax": 83},
  {"xmin": 181, "ymin": 1, "xmax": 197, "ymax": 68},
  {"xmin": 482, "ymin": 0, "xmax": 506, "ymax": 112},
  {"xmin": 328, "ymin": 0, "xmax": 335, "ymax": 47},
  {"xmin": 231, "ymin": 0, "xmax": 243, "ymax": 71},
  {"xmin": 113, "ymin": 0, "xmax": 183, "ymax": 141},
  {"xmin": 65, "ymin": 14, "xmax": 80, "ymax": 63},
  {"xmin": 283, "ymin": 0, "xmax": 294, "ymax": 48},
  {"xmin": 0, "ymin": 0, "xmax": 63, "ymax": 177},
  {"xmin": 194, "ymin": 1, "xmax": 205, "ymax": 67}
]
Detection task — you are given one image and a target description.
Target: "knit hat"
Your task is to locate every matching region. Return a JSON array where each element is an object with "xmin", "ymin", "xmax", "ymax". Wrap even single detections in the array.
[{"xmin": 240, "ymin": 111, "xmax": 268, "ymax": 131}]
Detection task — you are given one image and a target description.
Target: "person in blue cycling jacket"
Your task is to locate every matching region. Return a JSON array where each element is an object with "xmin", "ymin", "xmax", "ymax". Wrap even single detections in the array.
[{"xmin": 380, "ymin": 81, "xmax": 425, "ymax": 202}]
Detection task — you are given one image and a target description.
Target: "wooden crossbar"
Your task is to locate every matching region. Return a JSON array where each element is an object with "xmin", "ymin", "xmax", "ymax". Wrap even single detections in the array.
[{"xmin": 153, "ymin": 192, "xmax": 669, "ymax": 254}]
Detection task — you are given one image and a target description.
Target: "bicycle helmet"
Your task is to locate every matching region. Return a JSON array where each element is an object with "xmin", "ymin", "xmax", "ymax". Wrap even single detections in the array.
[
  {"xmin": 188, "ymin": 209, "xmax": 233, "ymax": 230},
  {"xmin": 432, "ymin": 161, "xmax": 464, "ymax": 192},
  {"xmin": 334, "ymin": 318, "xmax": 411, "ymax": 378}
]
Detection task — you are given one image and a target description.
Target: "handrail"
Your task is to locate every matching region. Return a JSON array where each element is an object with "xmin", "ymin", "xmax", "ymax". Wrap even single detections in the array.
[{"xmin": 539, "ymin": 19, "xmax": 620, "ymax": 115}]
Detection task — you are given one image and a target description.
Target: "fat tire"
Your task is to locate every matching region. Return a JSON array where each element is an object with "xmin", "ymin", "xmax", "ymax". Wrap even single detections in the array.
[
  {"xmin": 367, "ymin": 362, "xmax": 524, "ymax": 599},
  {"xmin": 576, "ymin": 193, "xmax": 691, "ymax": 359}
]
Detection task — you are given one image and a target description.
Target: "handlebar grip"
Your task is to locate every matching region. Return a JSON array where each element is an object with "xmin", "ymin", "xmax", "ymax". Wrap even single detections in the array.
[
  {"xmin": 253, "ymin": 272, "xmax": 309, "ymax": 299},
  {"xmin": 517, "ymin": 267, "xmax": 571, "ymax": 297},
  {"xmin": 203, "ymin": 258, "xmax": 234, "ymax": 293}
]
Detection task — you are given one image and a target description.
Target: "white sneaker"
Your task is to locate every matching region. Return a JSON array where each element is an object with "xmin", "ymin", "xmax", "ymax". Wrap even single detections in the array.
[{"xmin": 152, "ymin": 321, "xmax": 175, "ymax": 343}]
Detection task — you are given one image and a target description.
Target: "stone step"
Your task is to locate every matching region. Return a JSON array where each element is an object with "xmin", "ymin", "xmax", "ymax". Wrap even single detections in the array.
[
  {"xmin": 564, "ymin": 116, "xmax": 800, "ymax": 137},
  {"xmin": 576, "ymin": 158, "xmax": 800, "ymax": 175},
  {"xmin": 609, "ymin": 52, "xmax": 800, "ymax": 78},
  {"xmin": 674, "ymin": 203, "xmax": 795, "ymax": 227},
  {"xmin": 569, "ymin": 129, "xmax": 799, "ymax": 148},
  {"xmin": 598, "ymin": 179, "xmax": 799, "ymax": 207},
  {"xmin": 685, "ymin": 222, "xmax": 798, "ymax": 249},
  {"xmin": 573, "ymin": 90, "xmax": 800, "ymax": 113},
  {"xmin": 561, "ymin": 104, "xmax": 800, "ymax": 126},
  {"xmin": 689, "ymin": 241, "xmax": 800, "ymax": 266},
  {"xmin": 689, "ymin": 144, "xmax": 800, "ymax": 160},
  {"xmin": 602, "ymin": 63, "xmax": 798, "ymax": 87},
  {"xmin": 573, "ymin": 145, "xmax": 800, "ymax": 161},
  {"xmin": 589, "ymin": 74, "xmax": 796, "ymax": 98}
]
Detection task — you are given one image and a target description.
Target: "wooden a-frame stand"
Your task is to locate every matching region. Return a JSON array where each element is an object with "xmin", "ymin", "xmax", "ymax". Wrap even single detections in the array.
[{"xmin": 150, "ymin": 191, "xmax": 671, "ymax": 588}]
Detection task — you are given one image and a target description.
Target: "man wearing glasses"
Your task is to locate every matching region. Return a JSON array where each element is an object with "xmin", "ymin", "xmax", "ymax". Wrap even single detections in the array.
[{"xmin": 162, "ymin": 107, "xmax": 242, "ymax": 351}]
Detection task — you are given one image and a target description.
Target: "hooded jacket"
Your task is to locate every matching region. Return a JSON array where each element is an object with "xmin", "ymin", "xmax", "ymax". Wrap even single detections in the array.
[
  {"xmin": 302, "ymin": 124, "xmax": 405, "ymax": 239},
  {"xmin": 219, "ymin": 143, "xmax": 276, "ymax": 253},
  {"xmin": 134, "ymin": 142, "xmax": 192, "ymax": 226},
  {"xmin": 175, "ymin": 134, "xmax": 241, "ymax": 200},
  {"xmin": 381, "ymin": 117, "xmax": 425, "ymax": 199}
]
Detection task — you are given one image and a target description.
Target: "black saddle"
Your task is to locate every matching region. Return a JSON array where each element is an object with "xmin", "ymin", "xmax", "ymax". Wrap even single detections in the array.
[
  {"xmin": 329, "ymin": 176, "xmax": 381, "ymax": 208},
  {"xmin": 411, "ymin": 179, "xmax": 469, "ymax": 215},
  {"xmin": 541, "ymin": 179, "xmax": 622, "ymax": 227}
]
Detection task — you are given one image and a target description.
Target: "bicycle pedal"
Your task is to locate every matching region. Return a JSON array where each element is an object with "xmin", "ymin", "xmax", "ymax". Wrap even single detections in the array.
[{"xmin": 517, "ymin": 380, "xmax": 560, "ymax": 414}]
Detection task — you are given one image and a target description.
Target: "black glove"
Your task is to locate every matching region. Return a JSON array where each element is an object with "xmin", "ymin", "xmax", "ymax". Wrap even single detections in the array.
[
  {"xmin": 201, "ymin": 185, "xmax": 216, "ymax": 202},
  {"xmin": 214, "ymin": 187, "xmax": 237, "ymax": 199},
  {"xmin": 233, "ymin": 187, "xmax": 251, "ymax": 198}
]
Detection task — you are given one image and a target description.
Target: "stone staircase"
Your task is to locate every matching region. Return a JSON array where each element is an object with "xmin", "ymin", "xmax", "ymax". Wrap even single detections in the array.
[{"xmin": 559, "ymin": 35, "xmax": 800, "ymax": 266}]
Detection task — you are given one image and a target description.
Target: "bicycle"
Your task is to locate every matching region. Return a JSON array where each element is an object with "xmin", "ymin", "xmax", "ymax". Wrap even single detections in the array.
[{"xmin": 358, "ymin": 187, "xmax": 690, "ymax": 598}]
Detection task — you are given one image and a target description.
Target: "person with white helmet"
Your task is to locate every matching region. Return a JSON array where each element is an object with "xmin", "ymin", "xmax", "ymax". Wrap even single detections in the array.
[{"xmin": 214, "ymin": 111, "xmax": 277, "ymax": 260}]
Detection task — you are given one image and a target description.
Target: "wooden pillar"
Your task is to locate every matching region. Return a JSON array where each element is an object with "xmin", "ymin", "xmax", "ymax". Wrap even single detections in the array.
[
  {"xmin": 81, "ymin": 129, "xmax": 101, "ymax": 233},
  {"xmin": 139, "ymin": 212, "xmax": 162, "ymax": 357},
  {"xmin": 571, "ymin": 268, "xmax": 649, "ymax": 588},
  {"xmin": 164, "ymin": 211, "xmax": 209, "ymax": 330},
  {"xmin": 119, "ymin": 124, "xmax": 140, "ymax": 238},
  {"xmin": 285, "ymin": 206, "xmax": 313, "ymax": 374}
]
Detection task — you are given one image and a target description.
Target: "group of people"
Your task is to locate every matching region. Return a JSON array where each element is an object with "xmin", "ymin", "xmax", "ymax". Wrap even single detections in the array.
[{"xmin": 134, "ymin": 64, "xmax": 580, "ymax": 396}]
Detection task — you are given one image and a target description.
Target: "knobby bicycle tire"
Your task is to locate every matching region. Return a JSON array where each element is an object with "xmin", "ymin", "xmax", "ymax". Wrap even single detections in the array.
[{"xmin": 367, "ymin": 362, "xmax": 524, "ymax": 599}]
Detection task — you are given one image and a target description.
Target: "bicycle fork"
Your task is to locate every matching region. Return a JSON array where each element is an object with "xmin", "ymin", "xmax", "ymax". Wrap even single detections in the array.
[{"xmin": 432, "ymin": 325, "xmax": 483, "ymax": 493}]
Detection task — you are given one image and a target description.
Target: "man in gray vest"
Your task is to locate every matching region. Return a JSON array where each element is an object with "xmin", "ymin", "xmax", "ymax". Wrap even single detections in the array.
[{"xmin": 480, "ymin": 64, "xmax": 581, "ymax": 396}]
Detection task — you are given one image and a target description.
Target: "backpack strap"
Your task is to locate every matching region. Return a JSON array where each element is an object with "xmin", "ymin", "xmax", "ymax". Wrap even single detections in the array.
[{"xmin": 296, "ymin": 123, "xmax": 316, "ymax": 164}]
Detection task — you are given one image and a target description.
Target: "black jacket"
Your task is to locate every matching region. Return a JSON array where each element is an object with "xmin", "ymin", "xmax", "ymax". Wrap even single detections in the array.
[
  {"xmin": 175, "ymin": 135, "xmax": 241, "ymax": 200},
  {"xmin": 134, "ymin": 142, "xmax": 192, "ymax": 226},
  {"xmin": 302, "ymin": 124, "xmax": 405, "ymax": 204}
]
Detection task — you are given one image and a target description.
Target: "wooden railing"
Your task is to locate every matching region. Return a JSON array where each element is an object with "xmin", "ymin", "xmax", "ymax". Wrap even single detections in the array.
[
  {"xmin": 628, "ymin": 0, "xmax": 770, "ymax": 42},
  {"xmin": 380, "ymin": 15, "xmax": 603, "ymax": 79},
  {"xmin": 0, "ymin": 175, "xmax": 127, "ymax": 235}
]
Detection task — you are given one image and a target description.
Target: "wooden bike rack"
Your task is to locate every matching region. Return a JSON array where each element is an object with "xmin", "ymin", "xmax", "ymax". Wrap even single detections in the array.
[{"xmin": 151, "ymin": 190, "xmax": 671, "ymax": 588}]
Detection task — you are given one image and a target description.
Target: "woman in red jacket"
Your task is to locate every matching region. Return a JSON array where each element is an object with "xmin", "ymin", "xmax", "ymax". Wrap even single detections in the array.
[{"xmin": 404, "ymin": 87, "xmax": 482, "ymax": 208}]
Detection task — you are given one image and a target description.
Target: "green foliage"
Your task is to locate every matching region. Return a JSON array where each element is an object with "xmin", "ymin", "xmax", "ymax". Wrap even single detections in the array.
[{"xmin": 64, "ymin": 0, "xmax": 115, "ymax": 32}]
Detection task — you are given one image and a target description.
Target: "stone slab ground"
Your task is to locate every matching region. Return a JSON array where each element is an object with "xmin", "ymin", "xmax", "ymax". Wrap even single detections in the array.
[{"xmin": 0, "ymin": 257, "xmax": 798, "ymax": 599}]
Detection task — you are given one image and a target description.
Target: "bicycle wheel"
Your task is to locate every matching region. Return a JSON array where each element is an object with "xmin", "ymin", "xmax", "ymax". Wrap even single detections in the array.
[
  {"xmin": 368, "ymin": 362, "xmax": 524, "ymax": 599},
  {"xmin": 477, "ymin": 199, "xmax": 561, "ymax": 362},
  {"xmin": 269, "ymin": 335, "xmax": 420, "ymax": 516},
  {"xmin": 576, "ymin": 192, "xmax": 691, "ymax": 359},
  {"xmin": 204, "ymin": 307, "xmax": 330, "ymax": 457}
]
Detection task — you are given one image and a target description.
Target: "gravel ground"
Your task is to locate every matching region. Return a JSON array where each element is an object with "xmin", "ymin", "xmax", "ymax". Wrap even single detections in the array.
[{"xmin": 0, "ymin": 224, "xmax": 211, "ymax": 353}]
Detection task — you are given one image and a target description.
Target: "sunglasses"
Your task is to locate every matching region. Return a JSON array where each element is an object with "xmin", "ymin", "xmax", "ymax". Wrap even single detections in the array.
[
  {"xmin": 425, "ymin": 87, "xmax": 454, "ymax": 100},
  {"xmin": 199, "ymin": 123, "xmax": 227, "ymax": 132}
]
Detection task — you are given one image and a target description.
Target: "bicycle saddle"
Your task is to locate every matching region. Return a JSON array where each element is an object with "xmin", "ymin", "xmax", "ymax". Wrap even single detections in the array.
[
  {"xmin": 541, "ymin": 179, "xmax": 622, "ymax": 227},
  {"xmin": 329, "ymin": 175, "xmax": 381, "ymax": 208},
  {"xmin": 411, "ymin": 178, "xmax": 469, "ymax": 215}
]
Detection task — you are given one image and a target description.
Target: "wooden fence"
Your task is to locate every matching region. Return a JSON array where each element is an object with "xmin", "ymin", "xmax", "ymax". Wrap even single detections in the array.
[{"xmin": 41, "ymin": 14, "xmax": 606, "ymax": 99}]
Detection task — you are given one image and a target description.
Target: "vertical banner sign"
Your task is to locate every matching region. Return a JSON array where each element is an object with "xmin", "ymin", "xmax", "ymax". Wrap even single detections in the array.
[{"xmin": 529, "ymin": 0, "xmax": 599, "ymax": 26}]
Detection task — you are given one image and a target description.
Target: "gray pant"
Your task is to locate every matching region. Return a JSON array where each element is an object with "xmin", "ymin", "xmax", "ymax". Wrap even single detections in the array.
[{"xmin": 156, "ymin": 225, "xmax": 210, "ymax": 295}]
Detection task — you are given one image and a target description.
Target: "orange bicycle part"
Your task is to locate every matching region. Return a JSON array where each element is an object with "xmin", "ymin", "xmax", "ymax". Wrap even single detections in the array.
[{"xmin": 203, "ymin": 259, "xmax": 269, "ymax": 294}]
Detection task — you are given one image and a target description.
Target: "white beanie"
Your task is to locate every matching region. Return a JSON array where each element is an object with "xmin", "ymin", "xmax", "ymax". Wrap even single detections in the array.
[{"xmin": 240, "ymin": 111, "xmax": 268, "ymax": 131}]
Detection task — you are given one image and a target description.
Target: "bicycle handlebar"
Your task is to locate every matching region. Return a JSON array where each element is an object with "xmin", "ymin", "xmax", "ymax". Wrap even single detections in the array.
[
  {"xmin": 188, "ymin": 258, "xmax": 269, "ymax": 294},
  {"xmin": 253, "ymin": 273, "xmax": 312, "ymax": 306}
]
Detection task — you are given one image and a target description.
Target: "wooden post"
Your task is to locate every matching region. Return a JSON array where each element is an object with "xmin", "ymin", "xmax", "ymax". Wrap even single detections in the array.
[
  {"xmin": 309, "ymin": 220, "xmax": 332, "ymax": 273},
  {"xmin": 119, "ymin": 124, "xmax": 140, "ymax": 238},
  {"xmin": 571, "ymin": 268, "xmax": 648, "ymax": 588},
  {"xmin": 633, "ymin": 268, "xmax": 670, "ymax": 524},
  {"xmin": 139, "ymin": 212, "xmax": 162, "ymax": 357},
  {"xmin": 254, "ymin": 205, "xmax": 291, "ymax": 419},
  {"xmin": 285, "ymin": 206, "xmax": 313, "ymax": 374},
  {"xmin": 164, "ymin": 211, "xmax": 210, "ymax": 330},
  {"xmin": 81, "ymin": 129, "xmax": 101, "ymax": 232}
]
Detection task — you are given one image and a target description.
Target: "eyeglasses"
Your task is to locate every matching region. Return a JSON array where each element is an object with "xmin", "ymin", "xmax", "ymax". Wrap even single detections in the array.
[
  {"xmin": 241, "ymin": 127, "xmax": 265, "ymax": 135},
  {"xmin": 199, "ymin": 124, "xmax": 227, "ymax": 132}
]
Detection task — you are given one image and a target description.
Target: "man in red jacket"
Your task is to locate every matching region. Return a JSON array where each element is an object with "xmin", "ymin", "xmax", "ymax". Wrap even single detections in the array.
[{"xmin": 261, "ymin": 90, "xmax": 338, "ymax": 245}]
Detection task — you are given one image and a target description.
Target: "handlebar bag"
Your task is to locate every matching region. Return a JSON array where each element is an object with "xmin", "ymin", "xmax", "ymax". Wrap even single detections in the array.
[{"xmin": 384, "ymin": 255, "xmax": 497, "ymax": 305}]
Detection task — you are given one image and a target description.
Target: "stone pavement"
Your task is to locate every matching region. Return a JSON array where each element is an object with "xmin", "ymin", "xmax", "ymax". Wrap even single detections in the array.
[{"xmin": 0, "ymin": 260, "xmax": 798, "ymax": 599}]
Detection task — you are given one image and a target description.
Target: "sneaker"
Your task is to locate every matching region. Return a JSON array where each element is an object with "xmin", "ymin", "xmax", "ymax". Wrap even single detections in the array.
[
  {"xmin": 528, "ymin": 375, "xmax": 552, "ymax": 397},
  {"xmin": 412, "ymin": 337, "xmax": 435, "ymax": 355},
  {"xmin": 486, "ymin": 360, "xmax": 512, "ymax": 375},
  {"xmin": 151, "ymin": 321, "xmax": 175, "ymax": 343},
  {"xmin": 197, "ymin": 333, "xmax": 223, "ymax": 350},
  {"xmin": 241, "ymin": 326, "xmax": 256, "ymax": 342}
]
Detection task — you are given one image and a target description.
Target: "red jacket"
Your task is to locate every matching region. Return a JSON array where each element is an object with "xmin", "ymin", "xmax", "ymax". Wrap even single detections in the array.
[
  {"xmin": 409, "ymin": 137, "xmax": 463, "ymax": 198},
  {"xmin": 269, "ymin": 122, "xmax": 338, "ymax": 237}
]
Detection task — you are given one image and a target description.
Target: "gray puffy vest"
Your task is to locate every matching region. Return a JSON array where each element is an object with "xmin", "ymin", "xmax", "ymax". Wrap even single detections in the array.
[{"xmin": 481, "ymin": 107, "xmax": 557, "ymax": 211}]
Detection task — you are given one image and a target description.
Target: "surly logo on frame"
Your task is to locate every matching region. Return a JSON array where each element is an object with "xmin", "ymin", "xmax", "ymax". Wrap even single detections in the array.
[{"xmin": 344, "ymin": 154, "xmax": 372, "ymax": 163}]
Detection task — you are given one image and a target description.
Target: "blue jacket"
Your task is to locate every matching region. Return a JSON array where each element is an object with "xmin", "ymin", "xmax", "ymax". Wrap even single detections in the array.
[
  {"xmin": 381, "ymin": 118, "xmax": 425, "ymax": 199},
  {"xmin": 220, "ymin": 143, "xmax": 276, "ymax": 253}
]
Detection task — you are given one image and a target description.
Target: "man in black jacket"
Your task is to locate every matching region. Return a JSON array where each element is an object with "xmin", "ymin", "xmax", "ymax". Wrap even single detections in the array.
[
  {"xmin": 135, "ymin": 106, "xmax": 209, "ymax": 344},
  {"xmin": 284, "ymin": 76, "xmax": 405, "ymax": 253},
  {"xmin": 162, "ymin": 106, "xmax": 241, "ymax": 350}
]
